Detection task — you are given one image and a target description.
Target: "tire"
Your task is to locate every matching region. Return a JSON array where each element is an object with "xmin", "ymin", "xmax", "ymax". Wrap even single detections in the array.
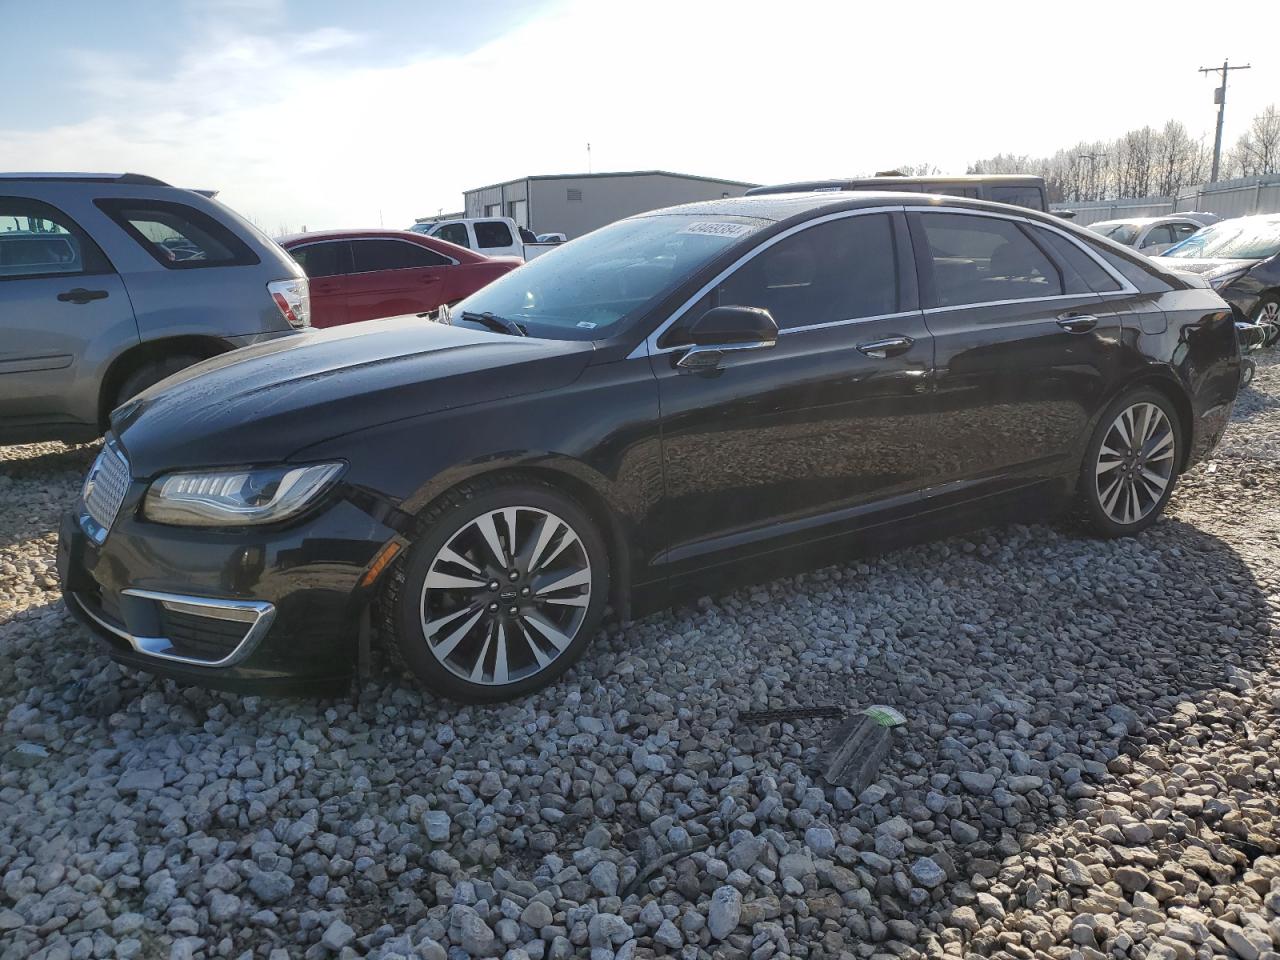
[
  {"xmin": 387, "ymin": 476, "xmax": 610, "ymax": 702},
  {"xmin": 1252, "ymin": 294, "xmax": 1280, "ymax": 347},
  {"xmin": 112, "ymin": 353, "xmax": 206, "ymax": 413},
  {"xmin": 1072, "ymin": 387, "xmax": 1182, "ymax": 538}
]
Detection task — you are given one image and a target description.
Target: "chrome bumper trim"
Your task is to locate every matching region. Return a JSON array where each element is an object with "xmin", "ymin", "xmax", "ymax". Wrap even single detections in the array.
[{"xmin": 72, "ymin": 589, "xmax": 275, "ymax": 668}]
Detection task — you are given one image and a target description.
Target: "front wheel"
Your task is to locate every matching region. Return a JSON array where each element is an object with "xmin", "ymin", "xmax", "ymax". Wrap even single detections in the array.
[
  {"xmin": 1252, "ymin": 294, "xmax": 1280, "ymax": 346},
  {"xmin": 388, "ymin": 478, "xmax": 610, "ymax": 702},
  {"xmin": 1073, "ymin": 388, "xmax": 1182, "ymax": 538}
]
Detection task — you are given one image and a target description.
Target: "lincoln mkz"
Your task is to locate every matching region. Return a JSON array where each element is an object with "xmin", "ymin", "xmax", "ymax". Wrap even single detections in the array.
[{"xmin": 58, "ymin": 192, "xmax": 1243, "ymax": 701}]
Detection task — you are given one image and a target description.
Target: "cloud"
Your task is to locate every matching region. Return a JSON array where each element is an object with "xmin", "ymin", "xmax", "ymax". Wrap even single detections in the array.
[{"xmin": 5, "ymin": 0, "xmax": 1276, "ymax": 233}]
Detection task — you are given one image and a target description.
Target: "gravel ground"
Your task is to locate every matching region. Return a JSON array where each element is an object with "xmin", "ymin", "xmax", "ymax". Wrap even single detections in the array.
[{"xmin": 2, "ymin": 357, "xmax": 1278, "ymax": 960}]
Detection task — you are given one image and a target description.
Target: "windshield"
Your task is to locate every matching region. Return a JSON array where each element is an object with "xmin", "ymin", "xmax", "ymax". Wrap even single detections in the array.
[
  {"xmin": 1161, "ymin": 218, "xmax": 1280, "ymax": 260},
  {"xmin": 451, "ymin": 214, "xmax": 767, "ymax": 339},
  {"xmin": 1092, "ymin": 222, "xmax": 1140, "ymax": 245}
]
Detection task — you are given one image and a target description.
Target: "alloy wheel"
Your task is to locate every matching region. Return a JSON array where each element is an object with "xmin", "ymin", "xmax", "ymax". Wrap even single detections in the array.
[
  {"xmin": 1094, "ymin": 402, "xmax": 1176, "ymax": 525},
  {"xmin": 418, "ymin": 506, "xmax": 592, "ymax": 685},
  {"xmin": 1259, "ymin": 300, "xmax": 1280, "ymax": 324}
]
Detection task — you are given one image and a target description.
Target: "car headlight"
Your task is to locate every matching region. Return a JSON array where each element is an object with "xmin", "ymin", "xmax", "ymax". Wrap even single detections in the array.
[
  {"xmin": 1209, "ymin": 267, "xmax": 1248, "ymax": 290},
  {"xmin": 143, "ymin": 462, "xmax": 344, "ymax": 526}
]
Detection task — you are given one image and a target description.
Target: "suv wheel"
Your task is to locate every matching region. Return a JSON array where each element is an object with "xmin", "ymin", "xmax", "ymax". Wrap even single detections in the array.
[
  {"xmin": 111, "ymin": 353, "xmax": 206, "ymax": 414},
  {"xmin": 1073, "ymin": 387, "xmax": 1181, "ymax": 537},
  {"xmin": 388, "ymin": 477, "xmax": 609, "ymax": 702}
]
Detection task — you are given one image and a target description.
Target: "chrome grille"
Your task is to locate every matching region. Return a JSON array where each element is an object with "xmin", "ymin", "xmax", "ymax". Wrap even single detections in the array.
[{"xmin": 83, "ymin": 443, "xmax": 130, "ymax": 537}]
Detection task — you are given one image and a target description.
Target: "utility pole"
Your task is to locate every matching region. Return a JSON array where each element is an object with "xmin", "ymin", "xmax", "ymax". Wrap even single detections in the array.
[
  {"xmin": 1199, "ymin": 59, "xmax": 1251, "ymax": 183},
  {"xmin": 1076, "ymin": 152, "xmax": 1107, "ymax": 201}
]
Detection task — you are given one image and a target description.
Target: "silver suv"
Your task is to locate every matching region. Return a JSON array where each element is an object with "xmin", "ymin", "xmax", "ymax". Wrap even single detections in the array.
[{"xmin": 1, "ymin": 173, "xmax": 308, "ymax": 444}]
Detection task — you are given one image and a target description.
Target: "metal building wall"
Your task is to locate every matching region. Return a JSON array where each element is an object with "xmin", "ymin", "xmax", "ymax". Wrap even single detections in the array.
[{"xmin": 527, "ymin": 174, "xmax": 753, "ymax": 239}]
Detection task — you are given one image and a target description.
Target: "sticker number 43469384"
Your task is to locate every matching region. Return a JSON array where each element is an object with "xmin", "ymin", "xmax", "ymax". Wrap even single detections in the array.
[{"xmin": 678, "ymin": 221, "xmax": 756, "ymax": 239}]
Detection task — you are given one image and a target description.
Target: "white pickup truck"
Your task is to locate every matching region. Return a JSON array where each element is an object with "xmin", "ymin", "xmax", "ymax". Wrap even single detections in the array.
[{"xmin": 408, "ymin": 217, "xmax": 563, "ymax": 261}]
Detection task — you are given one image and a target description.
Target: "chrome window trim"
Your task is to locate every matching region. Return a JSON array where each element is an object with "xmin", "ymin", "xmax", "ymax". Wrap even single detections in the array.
[
  {"xmin": 73, "ymin": 588, "xmax": 276, "ymax": 668},
  {"xmin": 903, "ymin": 205, "xmax": 1140, "ymax": 298},
  {"xmin": 629, "ymin": 205, "xmax": 905, "ymax": 359}
]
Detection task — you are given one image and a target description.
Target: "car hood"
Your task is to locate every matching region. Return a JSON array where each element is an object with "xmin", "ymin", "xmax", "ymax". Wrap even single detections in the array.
[
  {"xmin": 112, "ymin": 315, "xmax": 595, "ymax": 476},
  {"xmin": 1153, "ymin": 256, "xmax": 1257, "ymax": 278}
]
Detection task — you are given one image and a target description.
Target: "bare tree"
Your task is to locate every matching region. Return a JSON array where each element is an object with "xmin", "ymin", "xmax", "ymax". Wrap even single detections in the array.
[{"xmin": 1228, "ymin": 105, "xmax": 1280, "ymax": 178}]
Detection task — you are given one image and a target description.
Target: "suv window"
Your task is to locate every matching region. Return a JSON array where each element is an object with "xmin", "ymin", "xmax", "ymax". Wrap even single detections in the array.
[
  {"xmin": 434, "ymin": 223, "xmax": 470, "ymax": 248},
  {"xmin": 1140, "ymin": 225, "xmax": 1175, "ymax": 249},
  {"xmin": 475, "ymin": 221, "xmax": 514, "ymax": 249},
  {"xmin": 989, "ymin": 186, "xmax": 1046, "ymax": 211},
  {"xmin": 0, "ymin": 197, "xmax": 112, "ymax": 280},
  {"xmin": 95, "ymin": 198, "xmax": 257, "ymax": 269},
  {"xmin": 351, "ymin": 239, "xmax": 450, "ymax": 272},
  {"xmin": 1031, "ymin": 226, "xmax": 1121, "ymax": 293},
  {"xmin": 919, "ymin": 213, "xmax": 1063, "ymax": 307},
  {"xmin": 1171, "ymin": 222, "xmax": 1199, "ymax": 242},
  {"xmin": 290, "ymin": 241, "xmax": 348, "ymax": 278},
  {"xmin": 715, "ymin": 214, "xmax": 898, "ymax": 330}
]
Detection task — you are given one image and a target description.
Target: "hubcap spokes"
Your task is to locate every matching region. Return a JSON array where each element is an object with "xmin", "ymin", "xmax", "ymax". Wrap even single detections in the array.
[
  {"xmin": 1095, "ymin": 402, "xmax": 1175, "ymax": 525},
  {"xmin": 420, "ymin": 506, "xmax": 591, "ymax": 685},
  {"xmin": 1261, "ymin": 302, "xmax": 1279, "ymax": 323}
]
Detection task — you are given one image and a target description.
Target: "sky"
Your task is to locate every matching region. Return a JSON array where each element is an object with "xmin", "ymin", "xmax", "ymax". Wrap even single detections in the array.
[{"xmin": 3, "ymin": 0, "xmax": 1277, "ymax": 233}]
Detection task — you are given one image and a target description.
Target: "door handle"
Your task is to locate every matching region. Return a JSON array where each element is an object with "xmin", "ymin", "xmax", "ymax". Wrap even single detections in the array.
[
  {"xmin": 856, "ymin": 335, "xmax": 913, "ymax": 359},
  {"xmin": 1057, "ymin": 313, "xmax": 1098, "ymax": 333},
  {"xmin": 57, "ymin": 288, "xmax": 109, "ymax": 304}
]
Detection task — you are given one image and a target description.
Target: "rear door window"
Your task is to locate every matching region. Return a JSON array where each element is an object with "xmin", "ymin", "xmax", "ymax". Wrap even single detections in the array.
[
  {"xmin": 0, "ymin": 197, "xmax": 113, "ymax": 279},
  {"xmin": 474, "ymin": 221, "xmax": 515, "ymax": 249},
  {"xmin": 917, "ymin": 213, "xmax": 1063, "ymax": 307},
  {"xmin": 94, "ymin": 198, "xmax": 258, "ymax": 269},
  {"xmin": 290, "ymin": 241, "xmax": 349, "ymax": 278},
  {"xmin": 433, "ymin": 223, "xmax": 470, "ymax": 248},
  {"xmin": 715, "ymin": 213, "xmax": 898, "ymax": 330},
  {"xmin": 1171, "ymin": 222, "xmax": 1200, "ymax": 243},
  {"xmin": 351, "ymin": 239, "xmax": 451, "ymax": 272}
]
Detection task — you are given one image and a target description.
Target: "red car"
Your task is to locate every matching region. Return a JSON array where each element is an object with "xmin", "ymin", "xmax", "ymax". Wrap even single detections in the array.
[{"xmin": 279, "ymin": 229, "xmax": 521, "ymax": 328}]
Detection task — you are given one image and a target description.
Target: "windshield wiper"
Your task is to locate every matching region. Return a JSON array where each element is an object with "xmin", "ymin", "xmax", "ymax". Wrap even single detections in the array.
[{"xmin": 459, "ymin": 311, "xmax": 527, "ymax": 337}]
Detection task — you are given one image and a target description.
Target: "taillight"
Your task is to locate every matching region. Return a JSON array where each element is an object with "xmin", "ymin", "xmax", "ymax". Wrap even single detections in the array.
[{"xmin": 268, "ymin": 278, "xmax": 310, "ymax": 328}]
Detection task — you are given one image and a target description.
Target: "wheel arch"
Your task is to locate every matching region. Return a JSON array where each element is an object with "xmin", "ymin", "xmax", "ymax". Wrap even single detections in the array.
[
  {"xmin": 1110, "ymin": 370, "xmax": 1195, "ymax": 474},
  {"xmin": 396, "ymin": 460, "xmax": 634, "ymax": 621},
  {"xmin": 97, "ymin": 335, "xmax": 233, "ymax": 429}
]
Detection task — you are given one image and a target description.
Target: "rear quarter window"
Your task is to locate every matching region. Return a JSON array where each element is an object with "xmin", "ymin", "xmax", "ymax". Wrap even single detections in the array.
[
  {"xmin": 1076, "ymin": 233, "xmax": 1178, "ymax": 294},
  {"xmin": 95, "ymin": 198, "xmax": 259, "ymax": 269}
]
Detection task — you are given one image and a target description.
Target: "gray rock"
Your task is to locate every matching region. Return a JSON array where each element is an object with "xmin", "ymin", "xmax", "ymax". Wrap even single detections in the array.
[
  {"xmin": 909, "ymin": 857, "xmax": 946, "ymax": 889},
  {"xmin": 248, "ymin": 871, "xmax": 294, "ymax": 904},
  {"xmin": 321, "ymin": 919, "xmax": 355, "ymax": 951},
  {"xmin": 707, "ymin": 886, "xmax": 742, "ymax": 940}
]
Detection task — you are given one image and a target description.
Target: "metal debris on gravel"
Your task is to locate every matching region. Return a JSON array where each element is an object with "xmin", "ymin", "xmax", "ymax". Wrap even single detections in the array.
[{"xmin": 1, "ymin": 355, "xmax": 1278, "ymax": 960}]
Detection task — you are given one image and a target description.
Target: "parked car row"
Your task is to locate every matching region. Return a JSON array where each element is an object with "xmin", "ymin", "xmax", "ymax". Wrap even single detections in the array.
[
  {"xmin": 56, "ymin": 188, "xmax": 1244, "ymax": 700},
  {"xmin": 408, "ymin": 216, "xmax": 561, "ymax": 261}
]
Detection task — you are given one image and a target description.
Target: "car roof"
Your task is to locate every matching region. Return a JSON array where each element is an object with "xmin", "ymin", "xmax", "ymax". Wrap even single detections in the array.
[
  {"xmin": 633, "ymin": 190, "xmax": 1064, "ymax": 225},
  {"xmin": 0, "ymin": 172, "xmax": 169, "ymax": 185},
  {"xmin": 278, "ymin": 228, "xmax": 439, "ymax": 244},
  {"xmin": 1093, "ymin": 216, "xmax": 1198, "ymax": 227}
]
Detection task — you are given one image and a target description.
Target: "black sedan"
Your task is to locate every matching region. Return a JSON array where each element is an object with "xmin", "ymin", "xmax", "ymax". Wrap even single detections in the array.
[
  {"xmin": 58, "ymin": 193, "xmax": 1243, "ymax": 702},
  {"xmin": 1155, "ymin": 214, "xmax": 1280, "ymax": 343}
]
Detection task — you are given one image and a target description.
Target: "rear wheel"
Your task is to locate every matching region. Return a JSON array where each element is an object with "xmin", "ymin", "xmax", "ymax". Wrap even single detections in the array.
[
  {"xmin": 111, "ymin": 353, "xmax": 206, "ymax": 414},
  {"xmin": 1073, "ymin": 388, "xmax": 1181, "ymax": 538},
  {"xmin": 389, "ymin": 478, "xmax": 609, "ymax": 702}
]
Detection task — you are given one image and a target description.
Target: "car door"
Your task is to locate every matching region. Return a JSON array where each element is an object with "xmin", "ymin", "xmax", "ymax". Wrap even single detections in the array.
[
  {"xmin": 651, "ymin": 210, "xmax": 934, "ymax": 577},
  {"xmin": 0, "ymin": 196, "xmax": 136, "ymax": 429},
  {"xmin": 345, "ymin": 238, "xmax": 452, "ymax": 323},
  {"xmin": 288, "ymin": 240, "xmax": 351, "ymax": 327},
  {"xmin": 908, "ymin": 209, "xmax": 1129, "ymax": 507}
]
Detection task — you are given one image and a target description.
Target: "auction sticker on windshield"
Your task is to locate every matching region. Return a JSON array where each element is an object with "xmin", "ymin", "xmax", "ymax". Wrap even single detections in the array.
[{"xmin": 679, "ymin": 221, "xmax": 756, "ymax": 239}]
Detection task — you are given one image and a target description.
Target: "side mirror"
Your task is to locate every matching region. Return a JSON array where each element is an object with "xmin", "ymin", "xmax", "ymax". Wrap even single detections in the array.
[{"xmin": 677, "ymin": 305, "xmax": 778, "ymax": 371}]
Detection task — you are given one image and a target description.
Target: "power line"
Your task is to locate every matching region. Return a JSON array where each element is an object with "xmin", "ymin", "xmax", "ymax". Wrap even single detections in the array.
[{"xmin": 1198, "ymin": 60, "xmax": 1251, "ymax": 183}]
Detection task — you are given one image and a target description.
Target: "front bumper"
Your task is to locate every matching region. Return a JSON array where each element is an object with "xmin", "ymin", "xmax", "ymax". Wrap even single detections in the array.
[{"xmin": 58, "ymin": 491, "xmax": 399, "ymax": 693}]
